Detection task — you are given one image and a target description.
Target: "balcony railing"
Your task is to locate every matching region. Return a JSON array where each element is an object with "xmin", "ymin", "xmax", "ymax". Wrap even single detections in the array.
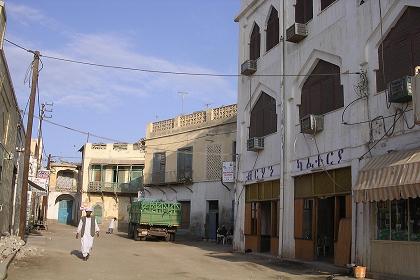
[
  {"xmin": 144, "ymin": 170, "xmax": 193, "ymax": 186},
  {"xmin": 56, "ymin": 184, "xmax": 78, "ymax": 192},
  {"xmin": 88, "ymin": 178, "xmax": 142, "ymax": 194}
]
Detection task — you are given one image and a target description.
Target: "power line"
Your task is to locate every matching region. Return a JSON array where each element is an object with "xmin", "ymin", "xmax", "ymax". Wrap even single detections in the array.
[
  {"xmin": 22, "ymin": 112, "xmax": 126, "ymax": 143},
  {"xmin": 5, "ymin": 39, "xmax": 361, "ymax": 78}
]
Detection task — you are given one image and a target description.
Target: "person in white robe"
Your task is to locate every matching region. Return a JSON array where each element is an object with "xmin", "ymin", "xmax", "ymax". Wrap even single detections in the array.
[{"xmin": 76, "ymin": 207, "xmax": 99, "ymax": 261}]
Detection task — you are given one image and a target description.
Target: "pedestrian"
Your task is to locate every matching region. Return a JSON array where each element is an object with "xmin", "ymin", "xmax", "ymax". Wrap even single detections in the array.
[
  {"xmin": 106, "ymin": 217, "xmax": 117, "ymax": 234},
  {"xmin": 76, "ymin": 207, "xmax": 99, "ymax": 261}
]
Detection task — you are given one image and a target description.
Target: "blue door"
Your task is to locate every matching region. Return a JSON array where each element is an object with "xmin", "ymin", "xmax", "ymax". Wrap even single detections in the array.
[{"xmin": 58, "ymin": 200, "xmax": 73, "ymax": 224}]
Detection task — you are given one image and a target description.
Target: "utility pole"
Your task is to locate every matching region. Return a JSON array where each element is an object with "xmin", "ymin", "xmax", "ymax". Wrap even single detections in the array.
[
  {"xmin": 178, "ymin": 91, "xmax": 188, "ymax": 115},
  {"xmin": 19, "ymin": 51, "xmax": 40, "ymax": 238},
  {"xmin": 36, "ymin": 102, "xmax": 53, "ymax": 171}
]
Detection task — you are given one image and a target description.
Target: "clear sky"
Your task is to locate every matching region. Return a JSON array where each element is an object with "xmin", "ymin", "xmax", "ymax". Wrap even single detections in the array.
[{"xmin": 4, "ymin": 0, "xmax": 240, "ymax": 163}]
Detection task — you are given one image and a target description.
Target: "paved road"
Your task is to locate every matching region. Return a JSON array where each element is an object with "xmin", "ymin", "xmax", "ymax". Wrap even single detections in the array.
[{"xmin": 8, "ymin": 223, "xmax": 330, "ymax": 280}]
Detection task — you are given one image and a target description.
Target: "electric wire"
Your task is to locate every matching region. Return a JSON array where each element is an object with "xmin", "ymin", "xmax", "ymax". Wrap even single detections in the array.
[
  {"xmin": 359, "ymin": 105, "xmax": 408, "ymax": 161},
  {"xmin": 5, "ymin": 39, "xmax": 361, "ymax": 78}
]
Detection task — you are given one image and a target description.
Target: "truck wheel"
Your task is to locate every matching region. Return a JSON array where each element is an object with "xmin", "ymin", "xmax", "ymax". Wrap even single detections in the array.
[
  {"xmin": 128, "ymin": 223, "xmax": 134, "ymax": 239},
  {"xmin": 165, "ymin": 234, "xmax": 171, "ymax": 242},
  {"xmin": 133, "ymin": 225, "xmax": 141, "ymax": 241}
]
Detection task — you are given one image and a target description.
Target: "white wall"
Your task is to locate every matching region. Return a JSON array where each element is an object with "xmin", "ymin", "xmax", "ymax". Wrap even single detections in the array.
[
  {"xmin": 235, "ymin": 0, "xmax": 420, "ymax": 263},
  {"xmin": 144, "ymin": 181, "xmax": 234, "ymax": 237}
]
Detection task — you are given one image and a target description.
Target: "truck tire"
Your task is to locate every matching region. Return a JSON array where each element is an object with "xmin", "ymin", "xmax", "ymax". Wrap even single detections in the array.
[
  {"xmin": 134, "ymin": 225, "xmax": 141, "ymax": 241},
  {"xmin": 128, "ymin": 223, "xmax": 134, "ymax": 239},
  {"xmin": 165, "ymin": 233, "xmax": 171, "ymax": 242}
]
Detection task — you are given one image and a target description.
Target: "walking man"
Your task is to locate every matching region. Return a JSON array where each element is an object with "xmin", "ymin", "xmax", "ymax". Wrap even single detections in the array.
[
  {"xmin": 106, "ymin": 217, "xmax": 117, "ymax": 234},
  {"xmin": 76, "ymin": 207, "xmax": 99, "ymax": 261}
]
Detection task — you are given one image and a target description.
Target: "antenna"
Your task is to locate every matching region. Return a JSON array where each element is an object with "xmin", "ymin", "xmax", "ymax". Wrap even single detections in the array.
[{"xmin": 178, "ymin": 91, "xmax": 189, "ymax": 115}]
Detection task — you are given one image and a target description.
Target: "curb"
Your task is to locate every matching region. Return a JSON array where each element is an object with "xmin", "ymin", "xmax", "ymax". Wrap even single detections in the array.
[{"xmin": 0, "ymin": 248, "xmax": 20, "ymax": 280}]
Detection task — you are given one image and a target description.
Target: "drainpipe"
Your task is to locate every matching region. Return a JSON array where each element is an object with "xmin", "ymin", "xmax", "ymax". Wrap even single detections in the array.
[{"xmin": 278, "ymin": 0, "xmax": 286, "ymax": 258}]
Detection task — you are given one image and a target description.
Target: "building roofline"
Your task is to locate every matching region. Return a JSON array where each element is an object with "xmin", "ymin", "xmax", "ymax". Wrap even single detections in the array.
[{"xmin": 234, "ymin": 0, "xmax": 260, "ymax": 22}]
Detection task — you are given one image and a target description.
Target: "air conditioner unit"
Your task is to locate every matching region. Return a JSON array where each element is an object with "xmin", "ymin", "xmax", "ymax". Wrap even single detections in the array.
[
  {"xmin": 300, "ymin": 114, "xmax": 324, "ymax": 134},
  {"xmin": 247, "ymin": 137, "xmax": 264, "ymax": 151},
  {"xmin": 241, "ymin": 60, "xmax": 257, "ymax": 76},
  {"xmin": 286, "ymin": 23, "xmax": 308, "ymax": 43},
  {"xmin": 388, "ymin": 76, "xmax": 413, "ymax": 103}
]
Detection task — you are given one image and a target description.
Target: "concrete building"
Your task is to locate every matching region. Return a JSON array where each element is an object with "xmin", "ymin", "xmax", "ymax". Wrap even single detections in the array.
[
  {"xmin": 0, "ymin": 1, "xmax": 26, "ymax": 235},
  {"xmin": 79, "ymin": 143, "xmax": 145, "ymax": 231},
  {"xmin": 47, "ymin": 161, "xmax": 81, "ymax": 225},
  {"xmin": 234, "ymin": 0, "xmax": 420, "ymax": 278},
  {"xmin": 143, "ymin": 104, "xmax": 237, "ymax": 238}
]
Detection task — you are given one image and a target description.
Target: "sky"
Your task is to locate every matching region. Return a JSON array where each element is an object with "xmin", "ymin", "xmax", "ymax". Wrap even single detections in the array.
[{"xmin": 4, "ymin": 0, "xmax": 240, "ymax": 163}]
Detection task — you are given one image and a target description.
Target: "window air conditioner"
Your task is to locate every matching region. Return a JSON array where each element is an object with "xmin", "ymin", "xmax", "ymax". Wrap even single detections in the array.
[
  {"xmin": 241, "ymin": 60, "xmax": 257, "ymax": 76},
  {"xmin": 247, "ymin": 137, "xmax": 264, "ymax": 151},
  {"xmin": 300, "ymin": 114, "xmax": 324, "ymax": 134},
  {"xmin": 388, "ymin": 76, "xmax": 413, "ymax": 103},
  {"xmin": 286, "ymin": 23, "xmax": 308, "ymax": 43}
]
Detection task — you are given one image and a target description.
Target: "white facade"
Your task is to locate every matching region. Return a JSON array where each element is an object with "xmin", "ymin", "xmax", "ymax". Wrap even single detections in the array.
[{"xmin": 235, "ymin": 0, "xmax": 420, "ymax": 278}]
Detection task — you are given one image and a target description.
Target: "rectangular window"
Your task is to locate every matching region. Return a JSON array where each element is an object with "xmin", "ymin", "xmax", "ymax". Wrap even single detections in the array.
[
  {"xmin": 91, "ymin": 165, "xmax": 102, "ymax": 182},
  {"xmin": 377, "ymin": 201, "xmax": 390, "ymax": 240},
  {"xmin": 391, "ymin": 200, "xmax": 408, "ymax": 241},
  {"xmin": 131, "ymin": 166, "xmax": 143, "ymax": 180},
  {"xmin": 295, "ymin": 0, "xmax": 313, "ymax": 24},
  {"xmin": 409, "ymin": 198, "xmax": 420, "ymax": 241},
  {"xmin": 152, "ymin": 152, "xmax": 166, "ymax": 183},
  {"xmin": 303, "ymin": 199, "xmax": 313, "ymax": 240},
  {"xmin": 177, "ymin": 147, "xmax": 193, "ymax": 182}
]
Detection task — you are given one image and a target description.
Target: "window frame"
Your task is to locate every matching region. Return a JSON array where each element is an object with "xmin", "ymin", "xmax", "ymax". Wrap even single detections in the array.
[
  {"xmin": 249, "ymin": 92, "xmax": 277, "ymax": 138},
  {"xmin": 266, "ymin": 6, "xmax": 279, "ymax": 52},
  {"xmin": 249, "ymin": 23, "xmax": 261, "ymax": 61}
]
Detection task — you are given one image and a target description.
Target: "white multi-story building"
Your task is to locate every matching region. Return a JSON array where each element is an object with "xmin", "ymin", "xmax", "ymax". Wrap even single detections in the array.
[{"xmin": 234, "ymin": 1, "xmax": 420, "ymax": 278}]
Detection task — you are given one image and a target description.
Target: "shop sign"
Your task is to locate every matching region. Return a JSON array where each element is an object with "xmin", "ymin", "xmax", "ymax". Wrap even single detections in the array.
[
  {"xmin": 37, "ymin": 170, "xmax": 50, "ymax": 179},
  {"xmin": 244, "ymin": 164, "xmax": 280, "ymax": 182},
  {"xmin": 222, "ymin": 162, "xmax": 235, "ymax": 183},
  {"xmin": 294, "ymin": 148, "xmax": 346, "ymax": 172}
]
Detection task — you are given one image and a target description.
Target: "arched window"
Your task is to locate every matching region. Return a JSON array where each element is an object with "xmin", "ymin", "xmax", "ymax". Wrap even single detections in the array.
[
  {"xmin": 300, "ymin": 60, "xmax": 343, "ymax": 119},
  {"xmin": 376, "ymin": 7, "xmax": 420, "ymax": 92},
  {"xmin": 250, "ymin": 92, "xmax": 277, "ymax": 138},
  {"xmin": 250, "ymin": 23, "xmax": 261, "ymax": 61},
  {"xmin": 266, "ymin": 7, "xmax": 279, "ymax": 52}
]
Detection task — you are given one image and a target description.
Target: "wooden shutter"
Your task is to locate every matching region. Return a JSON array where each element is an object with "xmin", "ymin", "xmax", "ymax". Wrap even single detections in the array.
[
  {"xmin": 250, "ymin": 24, "xmax": 261, "ymax": 61},
  {"xmin": 266, "ymin": 7, "xmax": 279, "ymax": 51},
  {"xmin": 244, "ymin": 202, "xmax": 252, "ymax": 235},
  {"xmin": 321, "ymin": 0, "xmax": 335, "ymax": 10},
  {"xmin": 250, "ymin": 92, "xmax": 277, "ymax": 138},
  {"xmin": 294, "ymin": 199, "xmax": 304, "ymax": 239},
  {"xmin": 304, "ymin": 0, "xmax": 313, "ymax": 23},
  {"xmin": 295, "ymin": 0, "xmax": 304, "ymax": 24},
  {"xmin": 376, "ymin": 7, "xmax": 420, "ymax": 92}
]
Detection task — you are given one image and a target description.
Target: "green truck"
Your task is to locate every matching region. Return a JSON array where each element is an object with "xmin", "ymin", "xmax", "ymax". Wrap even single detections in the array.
[{"xmin": 128, "ymin": 199, "xmax": 181, "ymax": 241}]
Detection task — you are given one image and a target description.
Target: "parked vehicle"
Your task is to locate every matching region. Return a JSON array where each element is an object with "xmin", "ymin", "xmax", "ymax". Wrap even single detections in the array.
[{"xmin": 128, "ymin": 199, "xmax": 181, "ymax": 241}]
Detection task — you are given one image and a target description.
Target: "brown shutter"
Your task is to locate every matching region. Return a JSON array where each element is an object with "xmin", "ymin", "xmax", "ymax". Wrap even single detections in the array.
[
  {"xmin": 295, "ymin": 0, "xmax": 304, "ymax": 24},
  {"xmin": 294, "ymin": 199, "xmax": 304, "ymax": 239},
  {"xmin": 266, "ymin": 7, "xmax": 279, "ymax": 51},
  {"xmin": 321, "ymin": 0, "xmax": 335, "ymax": 10},
  {"xmin": 244, "ymin": 202, "xmax": 252, "ymax": 235},
  {"xmin": 250, "ymin": 24, "xmax": 261, "ymax": 61}
]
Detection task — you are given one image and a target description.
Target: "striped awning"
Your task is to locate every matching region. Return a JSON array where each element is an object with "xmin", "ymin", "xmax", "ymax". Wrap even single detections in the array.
[{"xmin": 354, "ymin": 149, "xmax": 420, "ymax": 202}]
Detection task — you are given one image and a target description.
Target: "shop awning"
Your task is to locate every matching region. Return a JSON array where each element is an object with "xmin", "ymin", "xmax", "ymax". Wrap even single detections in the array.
[{"xmin": 354, "ymin": 149, "xmax": 420, "ymax": 202}]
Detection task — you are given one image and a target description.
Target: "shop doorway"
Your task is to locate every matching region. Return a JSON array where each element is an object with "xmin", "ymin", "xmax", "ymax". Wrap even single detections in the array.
[
  {"xmin": 206, "ymin": 200, "xmax": 219, "ymax": 240},
  {"xmin": 316, "ymin": 197, "xmax": 335, "ymax": 261},
  {"xmin": 260, "ymin": 202, "xmax": 272, "ymax": 253}
]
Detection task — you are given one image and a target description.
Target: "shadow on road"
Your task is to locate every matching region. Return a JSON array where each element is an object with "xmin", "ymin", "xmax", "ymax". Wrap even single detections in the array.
[
  {"xmin": 170, "ymin": 240, "xmax": 348, "ymax": 278},
  {"xmin": 70, "ymin": 250, "xmax": 84, "ymax": 260}
]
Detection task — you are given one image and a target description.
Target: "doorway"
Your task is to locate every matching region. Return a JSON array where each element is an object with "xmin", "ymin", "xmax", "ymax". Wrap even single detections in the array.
[
  {"xmin": 180, "ymin": 201, "xmax": 191, "ymax": 229},
  {"xmin": 206, "ymin": 200, "xmax": 219, "ymax": 240},
  {"xmin": 316, "ymin": 197, "xmax": 335, "ymax": 260},
  {"xmin": 58, "ymin": 200, "xmax": 73, "ymax": 224},
  {"xmin": 260, "ymin": 202, "xmax": 272, "ymax": 253},
  {"xmin": 94, "ymin": 204, "xmax": 103, "ymax": 224}
]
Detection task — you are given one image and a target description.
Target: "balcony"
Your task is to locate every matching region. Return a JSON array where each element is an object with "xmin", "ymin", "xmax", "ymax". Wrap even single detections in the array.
[
  {"xmin": 88, "ymin": 178, "xmax": 143, "ymax": 194},
  {"xmin": 144, "ymin": 170, "xmax": 193, "ymax": 186}
]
